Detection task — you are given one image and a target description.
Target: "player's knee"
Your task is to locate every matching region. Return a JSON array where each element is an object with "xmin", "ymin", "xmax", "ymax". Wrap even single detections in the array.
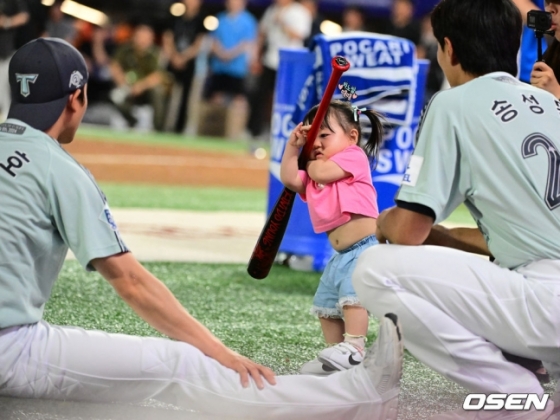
[{"xmin": 353, "ymin": 244, "xmax": 398, "ymax": 294}]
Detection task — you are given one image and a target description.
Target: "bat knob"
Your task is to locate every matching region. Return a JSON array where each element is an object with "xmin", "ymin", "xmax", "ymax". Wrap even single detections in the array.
[{"xmin": 332, "ymin": 56, "xmax": 350, "ymax": 71}]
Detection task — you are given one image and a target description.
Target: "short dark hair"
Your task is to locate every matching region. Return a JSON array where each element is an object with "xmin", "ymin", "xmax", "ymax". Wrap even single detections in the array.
[{"xmin": 431, "ymin": 0, "xmax": 521, "ymax": 77}]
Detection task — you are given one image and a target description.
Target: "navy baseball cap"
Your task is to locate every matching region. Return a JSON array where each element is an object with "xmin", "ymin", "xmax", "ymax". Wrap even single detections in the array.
[{"xmin": 8, "ymin": 37, "xmax": 88, "ymax": 131}]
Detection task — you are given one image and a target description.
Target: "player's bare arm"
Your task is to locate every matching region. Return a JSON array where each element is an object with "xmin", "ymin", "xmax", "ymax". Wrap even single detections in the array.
[
  {"xmin": 423, "ymin": 225, "xmax": 491, "ymax": 256},
  {"xmin": 376, "ymin": 206, "xmax": 433, "ymax": 245},
  {"xmin": 280, "ymin": 122, "xmax": 308, "ymax": 193},
  {"xmin": 91, "ymin": 253, "xmax": 277, "ymax": 389}
]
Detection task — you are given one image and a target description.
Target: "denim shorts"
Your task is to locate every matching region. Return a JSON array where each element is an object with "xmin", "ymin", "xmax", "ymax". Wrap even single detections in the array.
[{"xmin": 310, "ymin": 235, "xmax": 378, "ymax": 318}]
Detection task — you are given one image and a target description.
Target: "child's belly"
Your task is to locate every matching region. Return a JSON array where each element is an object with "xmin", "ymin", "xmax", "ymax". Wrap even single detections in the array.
[{"xmin": 327, "ymin": 215, "xmax": 377, "ymax": 251}]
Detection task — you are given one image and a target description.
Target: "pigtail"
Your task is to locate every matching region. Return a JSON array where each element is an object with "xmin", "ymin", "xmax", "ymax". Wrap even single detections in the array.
[
  {"xmin": 360, "ymin": 110, "xmax": 384, "ymax": 165},
  {"xmin": 301, "ymin": 100, "xmax": 385, "ymax": 169}
]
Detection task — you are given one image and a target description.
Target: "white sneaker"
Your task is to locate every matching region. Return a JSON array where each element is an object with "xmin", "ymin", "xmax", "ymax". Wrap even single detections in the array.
[
  {"xmin": 318, "ymin": 342, "xmax": 364, "ymax": 370},
  {"xmin": 299, "ymin": 358, "xmax": 339, "ymax": 376},
  {"xmin": 361, "ymin": 313, "xmax": 404, "ymax": 420}
]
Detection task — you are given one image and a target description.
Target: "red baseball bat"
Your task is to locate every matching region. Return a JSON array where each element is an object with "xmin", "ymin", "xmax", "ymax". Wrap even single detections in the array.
[{"xmin": 247, "ymin": 56, "xmax": 351, "ymax": 280}]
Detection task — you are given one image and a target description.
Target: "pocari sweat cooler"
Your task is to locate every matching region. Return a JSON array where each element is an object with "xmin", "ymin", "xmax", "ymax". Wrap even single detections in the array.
[{"xmin": 267, "ymin": 33, "xmax": 430, "ymax": 272}]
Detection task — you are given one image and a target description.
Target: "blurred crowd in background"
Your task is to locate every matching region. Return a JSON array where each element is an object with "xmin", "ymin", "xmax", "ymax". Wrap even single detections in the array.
[{"xmin": 0, "ymin": 0, "xmax": 445, "ymax": 143}]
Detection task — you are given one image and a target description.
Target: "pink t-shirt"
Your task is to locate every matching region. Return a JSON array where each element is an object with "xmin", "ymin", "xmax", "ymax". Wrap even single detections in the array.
[{"xmin": 299, "ymin": 145, "xmax": 379, "ymax": 233}]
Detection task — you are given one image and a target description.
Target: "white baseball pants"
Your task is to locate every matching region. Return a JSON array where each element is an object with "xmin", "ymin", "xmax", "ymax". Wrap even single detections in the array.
[
  {"xmin": 353, "ymin": 244, "xmax": 560, "ymax": 394},
  {"xmin": 0, "ymin": 320, "xmax": 382, "ymax": 419}
]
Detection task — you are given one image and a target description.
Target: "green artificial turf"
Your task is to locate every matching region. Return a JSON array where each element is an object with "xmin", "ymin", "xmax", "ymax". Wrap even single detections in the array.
[
  {"xmin": 100, "ymin": 182, "xmax": 267, "ymax": 212},
  {"xmin": 44, "ymin": 261, "xmax": 380, "ymax": 375},
  {"xmin": 443, "ymin": 204, "xmax": 475, "ymax": 226},
  {"xmin": 99, "ymin": 181, "xmax": 475, "ymax": 226},
  {"xmin": 76, "ymin": 125, "xmax": 254, "ymax": 154}
]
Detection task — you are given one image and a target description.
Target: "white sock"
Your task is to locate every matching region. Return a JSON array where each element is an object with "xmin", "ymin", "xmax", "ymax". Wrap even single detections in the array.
[{"xmin": 343, "ymin": 334, "xmax": 366, "ymax": 354}]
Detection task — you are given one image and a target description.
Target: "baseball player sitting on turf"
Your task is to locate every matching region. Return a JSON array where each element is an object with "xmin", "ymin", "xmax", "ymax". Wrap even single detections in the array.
[
  {"xmin": 280, "ymin": 100, "xmax": 383, "ymax": 376},
  {"xmin": 352, "ymin": 0, "xmax": 560, "ymax": 418},
  {"xmin": 0, "ymin": 37, "xmax": 404, "ymax": 420}
]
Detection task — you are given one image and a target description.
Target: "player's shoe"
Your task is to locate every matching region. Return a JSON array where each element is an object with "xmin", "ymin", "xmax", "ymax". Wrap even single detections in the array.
[
  {"xmin": 428, "ymin": 401, "xmax": 554, "ymax": 419},
  {"xmin": 361, "ymin": 313, "xmax": 404, "ymax": 420},
  {"xmin": 318, "ymin": 341, "xmax": 364, "ymax": 370},
  {"xmin": 501, "ymin": 352, "xmax": 550, "ymax": 384},
  {"xmin": 299, "ymin": 358, "xmax": 339, "ymax": 376}
]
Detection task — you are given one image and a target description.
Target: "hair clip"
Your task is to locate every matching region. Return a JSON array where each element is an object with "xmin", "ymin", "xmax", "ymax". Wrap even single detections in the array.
[
  {"xmin": 352, "ymin": 105, "xmax": 366, "ymax": 121},
  {"xmin": 338, "ymin": 81, "xmax": 358, "ymax": 100}
]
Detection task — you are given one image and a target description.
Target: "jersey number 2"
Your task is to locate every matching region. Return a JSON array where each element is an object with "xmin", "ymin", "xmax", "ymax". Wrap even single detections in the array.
[{"xmin": 522, "ymin": 133, "xmax": 560, "ymax": 210}]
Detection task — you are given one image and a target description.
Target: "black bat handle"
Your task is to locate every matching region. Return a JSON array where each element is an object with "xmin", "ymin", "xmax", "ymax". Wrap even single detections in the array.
[{"xmin": 247, "ymin": 188, "xmax": 296, "ymax": 279}]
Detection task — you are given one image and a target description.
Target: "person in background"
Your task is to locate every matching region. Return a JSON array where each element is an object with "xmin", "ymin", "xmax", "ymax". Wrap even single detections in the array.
[
  {"xmin": 530, "ymin": 0, "xmax": 560, "ymax": 99},
  {"xmin": 205, "ymin": 0, "xmax": 256, "ymax": 109},
  {"xmin": 418, "ymin": 15, "xmax": 445, "ymax": 104},
  {"xmin": 512, "ymin": 0, "xmax": 547, "ymax": 83},
  {"xmin": 385, "ymin": 0, "xmax": 422, "ymax": 50},
  {"xmin": 246, "ymin": 0, "xmax": 311, "ymax": 150},
  {"xmin": 42, "ymin": 0, "xmax": 76, "ymax": 45},
  {"xmin": 109, "ymin": 22, "xmax": 167, "ymax": 131},
  {"xmin": 0, "ymin": 0, "xmax": 28, "ymax": 120},
  {"xmin": 200, "ymin": 0, "xmax": 256, "ymax": 139},
  {"xmin": 14, "ymin": 0, "xmax": 46, "ymax": 49},
  {"xmin": 301, "ymin": 0, "xmax": 322, "ymax": 48},
  {"xmin": 162, "ymin": 0, "xmax": 207, "ymax": 134},
  {"xmin": 342, "ymin": 6, "xmax": 366, "ymax": 32},
  {"xmin": 79, "ymin": 23, "xmax": 117, "ymax": 105}
]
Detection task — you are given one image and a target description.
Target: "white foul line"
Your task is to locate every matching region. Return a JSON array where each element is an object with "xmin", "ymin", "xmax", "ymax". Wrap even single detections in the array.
[{"xmin": 72, "ymin": 154, "xmax": 268, "ymax": 170}]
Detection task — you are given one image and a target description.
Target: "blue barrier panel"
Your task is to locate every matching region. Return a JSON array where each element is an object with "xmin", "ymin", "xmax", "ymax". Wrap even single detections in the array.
[{"xmin": 373, "ymin": 59, "xmax": 430, "ymax": 212}]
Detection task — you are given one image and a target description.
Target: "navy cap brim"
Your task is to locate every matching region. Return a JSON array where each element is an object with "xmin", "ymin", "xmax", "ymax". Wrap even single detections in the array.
[{"xmin": 7, "ymin": 94, "xmax": 69, "ymax": 131}]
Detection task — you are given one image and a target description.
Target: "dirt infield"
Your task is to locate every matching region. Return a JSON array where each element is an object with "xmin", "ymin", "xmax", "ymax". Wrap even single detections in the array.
[{"xmin": 64, "ymin": 137, "xmax": 269, "ymax": 189}]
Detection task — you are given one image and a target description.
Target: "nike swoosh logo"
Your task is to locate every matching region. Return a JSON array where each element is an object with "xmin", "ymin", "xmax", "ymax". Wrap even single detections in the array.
[{"xmin": 349, "ymin": 354, "xmax": 362, "ymax": 366}]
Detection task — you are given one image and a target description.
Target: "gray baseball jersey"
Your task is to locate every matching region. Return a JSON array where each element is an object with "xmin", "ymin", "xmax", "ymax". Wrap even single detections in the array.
[
  {"xmin": 398, "ymin": 72, "xmax": 560, "ymax": 269},
  {"xmin": 0, "ymin": 119, "xmax": 128, "ymax": 329}
]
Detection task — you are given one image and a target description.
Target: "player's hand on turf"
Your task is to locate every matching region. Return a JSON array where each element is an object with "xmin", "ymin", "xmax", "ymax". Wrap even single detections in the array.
[
  {"xmin": 531, "ymin": 61, "xmax": 560, "ymax": 98},
  {"xmin": 288, "ymin": 123, "xmax": 311, "ymax": 149},
  {"xmin": 218, "ymin": 347, "xmax": 277, "ymax": 389}
]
